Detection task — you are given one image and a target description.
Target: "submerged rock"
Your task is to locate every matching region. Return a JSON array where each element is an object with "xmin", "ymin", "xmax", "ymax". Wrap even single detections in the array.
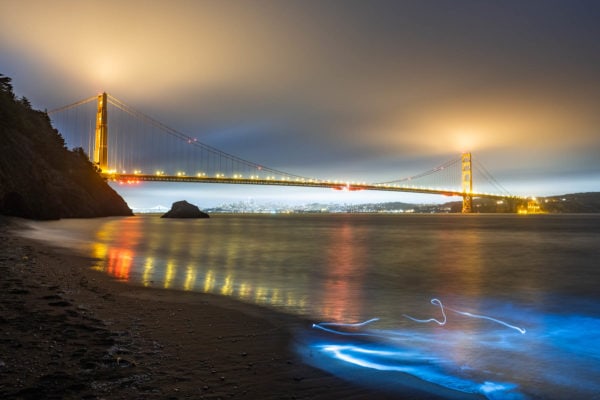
[{"xmin": 161, "ymin": 200, "xmax": 209, "ymax": 219}]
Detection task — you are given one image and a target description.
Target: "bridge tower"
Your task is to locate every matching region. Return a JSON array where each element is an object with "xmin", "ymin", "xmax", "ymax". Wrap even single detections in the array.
[
  {"xmin": 461, "ymin": 152, "xmax": 473, "ymax": 213},
  {"xmin": 93, "ymin": 92, "xmax": 108, "ymax": 171}
]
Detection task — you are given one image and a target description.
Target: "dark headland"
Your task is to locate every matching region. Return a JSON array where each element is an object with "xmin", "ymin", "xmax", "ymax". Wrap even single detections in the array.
[{"xmin": 0, "ymin": 74, "xmax": 132, "ymax": 220}]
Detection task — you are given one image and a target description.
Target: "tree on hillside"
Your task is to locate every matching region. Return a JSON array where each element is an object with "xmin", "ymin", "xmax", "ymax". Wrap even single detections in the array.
[
  {"xmin": 20, "ymin": 96, "xmax": 32, "ymax": 109},
  {"xmin": 0, "ymin": 74, "xmax": 14, "ymax": 97}
]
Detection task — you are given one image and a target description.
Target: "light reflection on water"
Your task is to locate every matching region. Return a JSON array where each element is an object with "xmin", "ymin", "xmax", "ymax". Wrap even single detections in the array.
[
  {"xmin": 86, "ymin": 215, "xmax": 316, "ymax": 312},
  {"xmin": 21, "ymin": 213, "xmax": 600, "ymax": 399}
]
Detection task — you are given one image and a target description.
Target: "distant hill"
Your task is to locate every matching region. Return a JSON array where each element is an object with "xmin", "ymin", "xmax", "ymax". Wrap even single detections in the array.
[
  {"xmin": 538, "ymin": 192, "xmax": 600, "ymax": 213},
  {"xmin": 430, "ymin": 193, "xmax": 600, "ymax": 213},
  {"xmin": 339, "ymin": 194, "xmax": 600, "ymax": 214},
  {"xmin": 431, "ymin": 193, "xmax": 600, "ymax": 213},
  {"xmin": 0, "ymin": 74, "xmax": 132, "ymax": 220}
]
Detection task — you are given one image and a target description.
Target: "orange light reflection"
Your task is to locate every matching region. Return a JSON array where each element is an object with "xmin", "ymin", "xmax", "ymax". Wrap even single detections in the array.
[
  {"xmin": 94, "ymin": 217, "xmax": 142, "ymax": 281},
  {"xmin": 105, "ymin": 248, "xmax": 133, "ymax": 280},
  {"xmin": 320, "ymin": 221, "xmax": 367, "ymax": 321}
]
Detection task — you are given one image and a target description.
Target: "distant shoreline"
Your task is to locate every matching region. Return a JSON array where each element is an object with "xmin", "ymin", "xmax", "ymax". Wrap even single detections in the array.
[{"xmin": 131, "ymin": 191, "xmax": 600, "ymax": 215}]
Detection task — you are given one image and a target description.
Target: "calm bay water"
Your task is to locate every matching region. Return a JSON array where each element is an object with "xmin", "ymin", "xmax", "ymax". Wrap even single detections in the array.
[{"xmin": 22, "ymin": 213, "xmax": 600, "ymax": 399}]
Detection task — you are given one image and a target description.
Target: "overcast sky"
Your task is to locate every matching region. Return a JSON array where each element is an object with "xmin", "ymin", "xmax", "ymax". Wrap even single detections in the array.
[{"xmin": 2, "ymin": 0, "xmax": 599, "ymax": 208}]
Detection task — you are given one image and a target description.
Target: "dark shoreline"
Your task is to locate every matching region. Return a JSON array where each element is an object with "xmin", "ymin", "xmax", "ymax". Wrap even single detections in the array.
[{"xmin": 1, "ymin": 217, "xmax": 442, "ymax": 399}]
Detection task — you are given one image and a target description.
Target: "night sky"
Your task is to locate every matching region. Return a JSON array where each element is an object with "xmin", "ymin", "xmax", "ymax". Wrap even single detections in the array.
[{"xmin": 2, "ymin": 0, "xmax": 599, "ymax": 208}]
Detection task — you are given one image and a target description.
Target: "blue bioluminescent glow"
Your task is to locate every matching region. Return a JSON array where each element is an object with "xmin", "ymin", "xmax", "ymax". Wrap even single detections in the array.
[
  {"xmin": 303, "ymin": 297, "xmax": 600, "ymax": 400},
  {"xmin": 404, "ymin": 298, "xmax": 526, "ymax": 334},
  {"xmin": 316, "ymin": 343, "xmax": 522, "ymax": 399}
]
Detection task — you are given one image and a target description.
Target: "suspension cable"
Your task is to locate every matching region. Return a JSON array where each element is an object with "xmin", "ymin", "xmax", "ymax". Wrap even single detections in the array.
[
  {"xmin": 375, "ymin": 157, "xmax": 461, "ymax": 185},
  {"xmin": 106, "ymin": 94, "xmax": 313, "ymax": 180},
  {"xmin": 47, "ymin": 95, "xmax": 97, "ymax": 115},
  {"xmin": 474, "ymin": 160, "xmax": 512, "ymax": 195}
]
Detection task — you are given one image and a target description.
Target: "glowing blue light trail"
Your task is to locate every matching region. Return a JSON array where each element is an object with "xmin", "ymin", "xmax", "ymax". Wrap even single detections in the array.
[
  {"xmin": 403, "ymin": 298, "xmax": 526, "ymax": 334},
  {"xmin": 308, "ymin": 299, "xmax": 531, "ymax": 398},
  {"xmin": 449, "ymin": 308, "xmax": 526, "ymax": 334},
  {"xmin": 403, "ymin": 298, "xmax": 447, "ymax": 325},
  {"xmin": 312, "ymin": 318, "xmax": 380, "ymax": 336}
]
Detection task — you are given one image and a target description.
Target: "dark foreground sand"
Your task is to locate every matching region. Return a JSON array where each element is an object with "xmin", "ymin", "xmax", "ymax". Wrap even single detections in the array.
[{"xmin": 0, "ymin": 217, "xmax": 441, "ymax": 400}]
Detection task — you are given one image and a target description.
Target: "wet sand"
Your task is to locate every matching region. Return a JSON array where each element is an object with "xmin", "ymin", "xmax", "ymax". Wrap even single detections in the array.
[{"xmin": 0, "ymin": 217, "xmax": 436, "ymax": 399}]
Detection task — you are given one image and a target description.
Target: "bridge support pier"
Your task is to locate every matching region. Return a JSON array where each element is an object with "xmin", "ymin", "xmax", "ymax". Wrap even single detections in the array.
[
  {"xmin": 461, "ymin": 152, "xmax": 473, "ymax": 213},
  {"xmin": 462, "ymin": 194, "xmax": 473, "ymax": 213},
  {"xmin": 93, "ymin": 92, "xmax": 108, "ymax": 171}
]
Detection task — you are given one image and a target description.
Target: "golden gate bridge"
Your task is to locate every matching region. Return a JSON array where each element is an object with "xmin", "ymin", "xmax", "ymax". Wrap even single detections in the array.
[{"xmin": 48, "ymin": 92, "xmax": 524, "ymax": 213}]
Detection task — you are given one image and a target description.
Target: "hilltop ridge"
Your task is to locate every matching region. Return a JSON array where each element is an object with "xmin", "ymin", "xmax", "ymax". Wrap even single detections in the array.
[{"xmin": 0, "ymin": 74, "xmax": 132, "ymax": 219}]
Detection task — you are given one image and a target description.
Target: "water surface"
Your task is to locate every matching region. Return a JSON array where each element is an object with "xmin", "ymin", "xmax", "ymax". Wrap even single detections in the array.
[{"xmin": 23, "ymin": 213, "xmax": 600, "ymax": 399}]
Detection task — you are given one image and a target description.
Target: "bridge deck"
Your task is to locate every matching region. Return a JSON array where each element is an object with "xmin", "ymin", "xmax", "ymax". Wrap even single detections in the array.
[{"xmin": 104, "ymin": 173, "xmax": 521, "ymax": 200}]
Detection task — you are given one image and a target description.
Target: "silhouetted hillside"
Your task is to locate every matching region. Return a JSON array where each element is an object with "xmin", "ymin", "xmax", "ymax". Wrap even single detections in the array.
[
  {"xmin": 437, "ymin": 193, "xmax": 600, "ymax": 213},
  {"xmin": 539, "ymin": 192, "xmax": 600, "ymax": 213},
  {"xmin": 0, "ymin": 74, "xmax": 132, "ymax": 219}
]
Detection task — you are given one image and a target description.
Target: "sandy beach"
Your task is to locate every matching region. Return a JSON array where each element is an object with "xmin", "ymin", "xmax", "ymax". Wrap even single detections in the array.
[{"xmin": 0, "ymin": 217, "xmax": 438, "ymax": 399}]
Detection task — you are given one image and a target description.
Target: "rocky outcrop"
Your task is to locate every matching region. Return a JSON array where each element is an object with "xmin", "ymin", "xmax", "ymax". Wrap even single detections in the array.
[
  {"xmin": 161, "ymin": 200, "xmax": 209, "ymax": 218},
  {"xmin": 0, "ymin": 74, "xmax": 133, "ymax": 220}
]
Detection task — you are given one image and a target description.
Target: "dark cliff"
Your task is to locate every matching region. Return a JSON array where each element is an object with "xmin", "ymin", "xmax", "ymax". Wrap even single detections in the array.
[{"xmin": 0, "ymin": 74, "xmax": 132, "ymax": 220}]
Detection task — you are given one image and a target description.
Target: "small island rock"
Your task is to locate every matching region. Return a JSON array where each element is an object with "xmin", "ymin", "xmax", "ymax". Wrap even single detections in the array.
[{"xmin": 161, "ymin": 200, "xmax": 209, "ymax": 218}]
